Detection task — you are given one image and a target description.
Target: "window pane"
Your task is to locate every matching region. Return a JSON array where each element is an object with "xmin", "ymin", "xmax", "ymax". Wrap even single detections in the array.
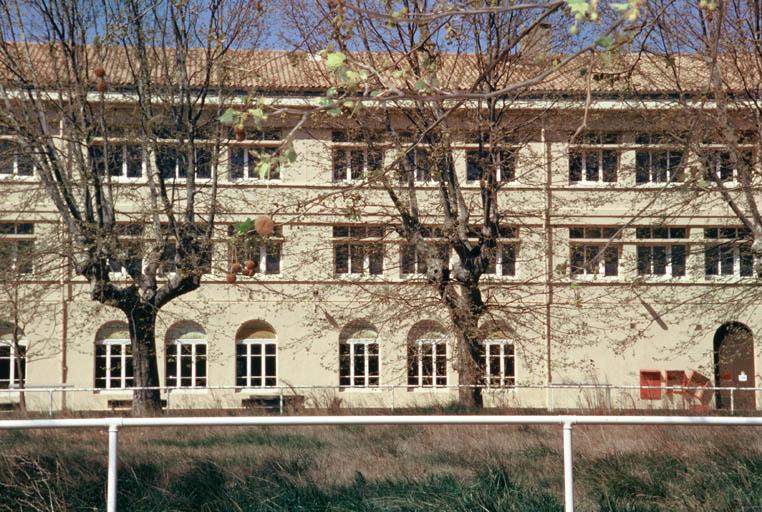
[
  {"xmin": 635, "ymin": 152, "xmax": 650, "ymax": 183},
  {"xmin": 196, "ymin": 148, "xmax": 212, "ymax": 179},
  {"xmin": 230, "ymin": 148, "xmax": 245, "ymax": 180},
  {"xmin": 585, "ymin": 246, "xmax": 600, "ymax": 274},
  {"xmin": 401, "ymin": 244, "xmax": 416, "ymax": 275},
  {"xmin": 602, "ymin": 151, "xmax": 617, "ymax": 182},
  {"xmin": 157, "ymin": 146, "xmax": 177, "ymax": 179},
  {"xmin": 368, "ymin": 244, "xmax": 384, "ymax": 275},
  {"xmin": 265, "ymin": 244, "xmax": 281, "ymax": 274},
  {"xmin": 637, "ymin": 246, "xmax": 651, "ymax": 275},
  {"xmin": 705, "ymin": 246, "xmax": 719, "ymax": 276},
  {"xmin": 569, "ymin": 151, "xmax": 582, "ymax": 182},
  {"xmin": 349, "ymin": 244, "xmax": 364, "ymax": 274},
  {"xmin": 720, "ymin": 245, "xmax": 734, "ymax": 275},
  {"xmin": 407, "ymin": 344, "xmax": 419, "ymax": 386},
  {"xmin": 671, "ymin": 245, "xmax": 686, "ymax": 276},
  {"xmin": 350, "ymin": 150, "xmax": 365, "ymax": 180},
  {"xmin": 570, "ymin": 245, "xmax": 584, "ymax": 275},
  {"xmin": 585, "ymin": 152, "xmax": 599, "ymax": 181},
  {"xmin": 126, "ymin": 145, "xmax": 142, "ymax": 177},
  {"xmin": 501, "ymin": 245, "xmax": 516, "ymax": 276},
  {"xmin": 604, "ymin": 247, "xmax": 618, "ymax": 276},
  {"xmin": 652, "ymin": 246, "xmax": 667, "ymax": 275},
  {"xmin": 339, "ymin": 343, "xmax": 350, "ymax": 386},
  {"xmin": 265, "ymin": 355, "xmax": 276, "ymax": 381},
  {"xmin": 335, "ymin": 244, "xmax": 349, "ymax": 274},
  {"xmin": 740, "ymin": 244, "xmax": 754, "ymax": 277},
  {"xmin": 333, "ymin": 149, "xmax": 347, "ymax": 180},
  {"xmin": 467, "ymin": 151, "xmax": 482, "ymax": 181}
]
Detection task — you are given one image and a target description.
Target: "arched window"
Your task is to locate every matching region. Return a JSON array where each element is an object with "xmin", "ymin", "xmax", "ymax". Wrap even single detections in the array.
[
  {"xmin": 95, "ymin": 322, "xmax": 133, "ymax": 389},
  {"xmin": 339, "ymin": 321, "xmax": 379, "ymax": 388},
  {"xmin": 166, "ymin": 322, "xmax": 207, "ymax": 388},
  {"xmin": 235, "ymin": 321, "xmax": 277, "ymax": 388},
  {"xmin": 0, "ymin": 324, "xmax": 25, "ymax": 389},
  {"xmin": 407, "ymin": 321, "xmax": 447, "ymax": 387},
  {"xmin": 480, "ymin": 332, "xmax": 515, "ymax": 388}
]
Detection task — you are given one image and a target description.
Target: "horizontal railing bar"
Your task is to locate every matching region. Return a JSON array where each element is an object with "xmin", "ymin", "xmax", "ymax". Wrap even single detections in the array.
[{"xmin": 3, "ymin": 415, "xmax": 762, "ymax": 430}]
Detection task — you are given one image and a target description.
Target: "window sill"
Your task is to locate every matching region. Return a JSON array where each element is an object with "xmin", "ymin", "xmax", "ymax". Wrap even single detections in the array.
[
  {"xmin": 237, "ymin": 387, "xmax": 280, "ymax": 393},
  {"xmin": 339, "ymin": 386, "xmax": 383, "ymax": 392},
  {"xmin": 166, "ymin": 387, "xmax": 209, "ymax": 394},
  {"xmin": 93, "ymin": 389, "xmax": 133, "ymax": 395},
  {"xmin": 228, "ymin": 178, "xmax": 283, "ymax": 184},
  {"xmin": 567, "ymin": 181, "xmax": 619, "ymax": 187},
  {"xmin": 407, "ymin": 386, "xmax": 451, "ymax": 392}
]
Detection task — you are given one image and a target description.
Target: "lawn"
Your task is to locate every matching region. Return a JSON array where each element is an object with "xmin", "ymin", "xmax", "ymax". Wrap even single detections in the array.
[{"xmin": 2, "ymin": 417, "xmax": 762, "ymax": 511}]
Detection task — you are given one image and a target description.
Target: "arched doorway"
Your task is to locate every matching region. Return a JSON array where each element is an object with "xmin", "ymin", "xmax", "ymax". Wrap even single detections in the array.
[{"xmin": 714, "ymin": 322, "xmax": 755, "ymax": 410}]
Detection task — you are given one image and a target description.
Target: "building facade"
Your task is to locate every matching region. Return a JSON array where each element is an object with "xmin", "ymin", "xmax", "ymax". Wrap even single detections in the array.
[{"xmin": 0, "ymin": 56, "xmax": 760, "ymax": 413}]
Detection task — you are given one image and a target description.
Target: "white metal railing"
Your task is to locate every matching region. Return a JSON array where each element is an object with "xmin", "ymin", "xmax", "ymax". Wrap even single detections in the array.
[
  {"xmin": 2, "ymin": 414, "xmax": 762, "ymax": 512},
  {"xmin": 1, "ymin": 382, "xmax": 756, "ymax": 415}
]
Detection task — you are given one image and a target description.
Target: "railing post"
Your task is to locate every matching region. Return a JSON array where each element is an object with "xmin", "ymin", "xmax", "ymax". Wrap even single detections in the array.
[
  {"xmin": 730, "ymin": 388, "xmax": 735, "ymax": 415},
  {"xmin": 279, "ymin": 387, "xmax": 284, "ymax": 416},
  {"xmin": 166, "ymin": 387, "xmax": 171, "ymax": 410},
  {"xmin": 563, "ymin": 421, "xmax": 574, "ymax": 511},
  {"xmin": 48, "ymin": 389, "xmax": 54, "ymax": 416},
  {"xmin": 107, "ymin": 424, "xmax": 119, "ymax": 512}
]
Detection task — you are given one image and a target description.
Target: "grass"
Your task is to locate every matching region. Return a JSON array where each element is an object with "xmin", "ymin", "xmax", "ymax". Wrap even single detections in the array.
[{"xmin": 2, "ymin": 420, "xmax": 762, "ymax": 511}]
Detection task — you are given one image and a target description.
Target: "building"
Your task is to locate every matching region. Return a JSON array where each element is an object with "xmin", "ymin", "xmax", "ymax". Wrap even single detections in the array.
[{"xmin": 0, "ymin": 49, "xmax": 759, "ymax": 412}]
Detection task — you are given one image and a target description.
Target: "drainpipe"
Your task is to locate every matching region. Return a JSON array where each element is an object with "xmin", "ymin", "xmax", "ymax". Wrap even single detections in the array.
[{"xmin": 543, "ymin": 126, "xmax": 555, "ymax": 408}]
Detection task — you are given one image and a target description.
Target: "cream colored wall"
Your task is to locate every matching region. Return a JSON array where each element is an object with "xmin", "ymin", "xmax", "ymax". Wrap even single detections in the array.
[{"xmin": 1, "ymin": 113, "xmax": 761, "ymax": 411}]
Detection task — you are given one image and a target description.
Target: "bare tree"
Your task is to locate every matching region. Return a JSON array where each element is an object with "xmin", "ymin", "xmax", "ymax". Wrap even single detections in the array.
[
  {"xmin": 0, "ymin": 0, "xmax": 265, "ymax": 413},
  {"xmin": 267, "ymin": 0, "xmax": 645, "ymax": 407}
]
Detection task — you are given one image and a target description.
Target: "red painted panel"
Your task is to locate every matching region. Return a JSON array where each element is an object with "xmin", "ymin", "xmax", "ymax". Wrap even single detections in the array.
[{"xmin": 640, "ymin": 370, "xmax": 662, "ymax": 400}]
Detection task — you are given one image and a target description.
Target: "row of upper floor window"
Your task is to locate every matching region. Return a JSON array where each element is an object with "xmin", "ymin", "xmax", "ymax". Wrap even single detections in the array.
[
  {"xmin": 0, "ymin": 130, "xmax": 757, "ymax": 185},
  {"xmin": 1, "ymin": 221, "xmax": 758, "ymax": 281},
  {"xmin": 0, "ymin": 320, "xmax": 515, "ymax": 390}
]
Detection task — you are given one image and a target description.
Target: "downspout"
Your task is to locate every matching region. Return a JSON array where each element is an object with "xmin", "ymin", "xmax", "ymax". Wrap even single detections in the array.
[{"xmin": 542, "ymin": 126, "xmax": 555, "ymax": 407}]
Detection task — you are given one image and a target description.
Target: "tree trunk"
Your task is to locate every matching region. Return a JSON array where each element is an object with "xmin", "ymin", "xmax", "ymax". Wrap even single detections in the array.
[
  {"xmin": 12, "ymin": 345, "xmax": 26, "ymax": 413},
  {"xmin": 453, "ymin": 321, "xmax": 484, "ymax": 409},
  {"xmin": 127, "ymin": 307, "xmax": 162, "ymax": 415}
]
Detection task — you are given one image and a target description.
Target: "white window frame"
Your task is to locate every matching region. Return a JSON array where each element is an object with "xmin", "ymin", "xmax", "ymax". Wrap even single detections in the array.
[
  {"xmin": 236, "ymin": 339, "xmax": 277, "ymax": 389},
  {"xmin": 635, "ymin": 228, "xmax": 689, "ymax": 278},
  {"xmin": 332, "ymin": 146, "xmax": 383, "ymax": 183},
  {"xmin": 155, "ymin": 144, "xmax": 215, "ymax": 182},
  {"xmin": 228, "ymin": 145, "xmax": 280, "ymax": 181},
  {"xmin": 166, "ymin": 338, "xmax": 207, "ymax": 389},
  {"xmin": 0, "ymin": 223, "xmax": 35, "ymax": 275},
  {"xmin": 333, "ymin": 226, "xmax": 385, "ymax": 276},
  {"xmin": 90, "ymin": 142, "xmax": 144, "ymax": 180},
  {"xmin": 464, "ymin": 148, "xmax": 516, "ymax": 183},
  {"xmin": 701, "ymin": 148, "xmax": 755, "ymax": 186},
  {"xmin": 0, "ymin": 140, "xmax": 35, "ymax": 180},
  {"xmin": 340, "ymin": 338, "xmax": 380, "ymax": 388},
  {"xmin": 704, "ymin": 228, "xmax": 757, "ymax": 279},
  {"xmin": 95, "ymin": 338, "xmax": 133, "ymax": 390},
  {"xmin": 228, "ymin": 226, "xmax": 283, "ymax": 276},
  {"xmin": 0, "ymin": 340, "xmax": 25, "ymax": 389},
  {"xmin": 483, "ymin": 339, "xmax": 515, "ymax": 389},
  {"xmin": 408, "ymin": 338, "xmax": 448, "ymax": 388}
]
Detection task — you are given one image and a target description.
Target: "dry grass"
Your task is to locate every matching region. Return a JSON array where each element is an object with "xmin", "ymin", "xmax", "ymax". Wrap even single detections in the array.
[{"xmin": 2, "ymin": 416, "xmax": 762, "ymax": 511}]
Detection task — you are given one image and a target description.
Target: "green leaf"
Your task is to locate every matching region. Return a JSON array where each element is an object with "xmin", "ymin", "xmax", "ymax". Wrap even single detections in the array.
[
  {"xmin": 596, "ymin": 36, "xmax": 614, "ymax": 49},
  {"xmin": 328, "ymin": 107, "xmax": 342, "ymax": 117},
  {"xmin": 219, "ymin": 108, "xmax": 238, "ymax": 125},
  {"xmin": 256, "ymin": 160, "xmax": 270, "ymax": 179},
  {"xmin": 414, "ymin": 79, "xmax": 428, "ymax": 91},
  {"xmin": 326, "ymin": 51, "xmax": 347, "ymax": 71},
  {"xmin": 249, "ymin": 108, "xmax": 267, "ymax": 121},
  {"xmin": 326, "ymin": 86, "xmax": 338, "ymax": 97},
  {"xmin": 285, "ymin": 147, "xmax": 297, "ymax": 163}
]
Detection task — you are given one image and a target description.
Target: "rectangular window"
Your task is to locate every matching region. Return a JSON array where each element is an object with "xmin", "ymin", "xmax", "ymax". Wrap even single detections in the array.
[
  {"xmin": 236, "ymin": 341, "xmax": 277, "ymax": 388},
  {"xmin": 95, "ymin": 341, "xmax": 134, "ymax": 389},
  {"xmin": 229, "ymin": 146, "xmax": 279, "ymax": 180},
  {"xmin": 107, "ymin": 224, "xmax": 144, "ymax": 277},
  {"xmin": 228, "ymin": 225, "xmax": 283, "ymax": 275},
  {"xmin": 480, "ymin": 341, "xmax": 515, "ymax": 387},
  {"xmin": 635, "ymin": 133, "xmax": 684, "ymax": 184},
  {"xmin": 635, "ymin": 227, "xmax": 688, "ymax": 277},
  {"xmin": 569, "ymin": 227, "xmax": 620, "ymax": 277},
  {"xmin": 702, "ymin": 150, "xmax": 753, "ymax": 183},
  {"xmin": 0, "ymin": 343, "xmax": 25, "ymax": 389},
  {"xmin": 483, "ymin": 226, "xmax": 518, "ymax": 277},
  {"xmin": 332, "ymin": 131, "xmax": 383, "ymax": 182},
  {"xmin": 400, "ymin": 227, "xmax": 450, "ymax": 276},
  {"xmin": 0, "ymin": 222, "xmax": 35, "ymax": 275},
  {"xmin": 166, "ymin": 341, "xmax": 207, "ymax": 388},
  {"xmin": 408, "ymin": 339, "xmax": 447, "ymax": 387},
  {"xmin": 159, "ymin": 223, "xmax": 212, "ymax": 276},
  {"xmin": 705, "ymin": 227, "xmax": 757, "ymax": 277},
  {"xmin": 90, "ymin": 143, "xmax": 143, "ymax": 178},
  {"xmin": 569, "ymin": 132, "xmax": 619, "ymax": 183},
  {"xmin": 0, "ymin": 141, "xmax": 34, "ymax": 177},
  {"xmin": 466, "ymin": 149, "xmax": 516, "ymax": 182},
  {"xmin": 157, "ymin": 146, "xmax": 213, "ymax": 180},
  {"xmin": 333, "ymin": 225, "xmax": 385, "ymax": 275},
  {"xmin": 339, "ymin": 340, "xmax": 380, "ymax": 388}
]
